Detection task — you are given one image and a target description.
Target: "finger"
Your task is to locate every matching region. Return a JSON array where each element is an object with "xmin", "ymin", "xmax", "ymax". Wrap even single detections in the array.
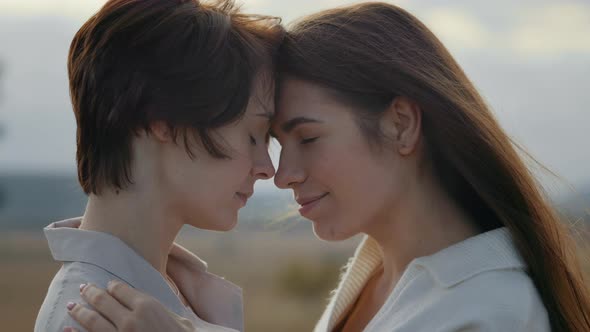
[
  {"xmin": 107, "ymin": 280, "xmax": 146, "ymax": 309},
  {"xmin": 63, "ymin": 327, "xmax": 80, "ymax": 332},
  {"xmin": 66, "ymin": 301, "xmax": 116, "ymax": 332},
  {"xmin": 80, "ymin": 283, "xmax": 131, "ymax": 327}
]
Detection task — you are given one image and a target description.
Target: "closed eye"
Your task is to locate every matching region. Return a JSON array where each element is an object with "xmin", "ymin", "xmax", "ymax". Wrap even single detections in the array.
[
  {"xmin": 301, "ymin": 137, "xmax": 318, "ymax": 145},
  {"xmin": 265, "ymin": 132, "xmax": 271, "ymax": 145}
]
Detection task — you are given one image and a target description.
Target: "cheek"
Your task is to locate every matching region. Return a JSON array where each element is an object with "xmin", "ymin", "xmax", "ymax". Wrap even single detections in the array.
[
  {"xmin": 175, "ymin": 159, "xmax": 247, "ymax": 230},
  {"xmin": 200, "ymin": 154, "xmax": 253, "ymax": 209},
  {"xmin": 321, "ymin": 145, "xmax": 401, "ymax": 228},
  {"xmin": 201, "ymin": 156, "xmax": 253, "ymax": 230},
  {"xmin": 200, "ymin": 156, "xmax": 251, "ymax": 200},
  {"xmin": 159, "ymin": 149, "xmax": 240, "ymax": 207},
  {"xmin": 311, "ymin": 138, "xmax": 375, "ymax": 191},
  {"xmin": 161, "ymin": 153, "xmax": 210, "ymax": 212}
]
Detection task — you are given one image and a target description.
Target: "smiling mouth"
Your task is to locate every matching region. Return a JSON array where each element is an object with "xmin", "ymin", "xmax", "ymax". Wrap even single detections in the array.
[
  {"xmin": 235, "ymin": 192, "xmax": 249, "ymax": 205},
  {"xmin": 297, "ymin": 192, "xmax": 329, "ymax": 217},
  {"xmin": 299, "ymin": 193, "xmax": 329, "ymax": 206}
]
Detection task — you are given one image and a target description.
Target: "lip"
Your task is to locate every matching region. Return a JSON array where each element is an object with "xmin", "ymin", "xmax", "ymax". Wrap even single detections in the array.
[
  {"xmin": 235, "ymin": 192, "xmax": 252, "ymax": 207},
  {"xmin": 297, "ymin": 193, "xmax": 329, "ymax": 216}
]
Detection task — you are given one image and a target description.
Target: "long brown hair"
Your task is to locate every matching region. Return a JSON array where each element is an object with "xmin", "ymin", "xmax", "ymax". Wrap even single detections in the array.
[{"xmin": 277, "ymin": 3, "xmax": 590, "ymax": 331}]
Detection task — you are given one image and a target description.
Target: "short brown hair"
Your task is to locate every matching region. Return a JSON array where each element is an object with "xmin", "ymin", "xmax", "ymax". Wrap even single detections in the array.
[{"xmin": 68, "ymin": 0, "xmax": 283, "ymax": 195}]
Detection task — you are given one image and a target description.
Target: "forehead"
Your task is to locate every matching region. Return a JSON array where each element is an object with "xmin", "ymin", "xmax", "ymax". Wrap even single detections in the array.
[
  {"xmin": 247, "ymin": 70, "xmax": 276, "ymax": 117},
  {"xmin": 273, "ymin": 77, "xmax": 344, "ymax": 122}
]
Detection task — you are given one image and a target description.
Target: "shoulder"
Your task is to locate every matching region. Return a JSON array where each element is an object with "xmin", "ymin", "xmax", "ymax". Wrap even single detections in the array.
[
  {"xmin": 375, "ymin": 268, "xmax": 550, "ymax": 331},
  {"xmin": 34, "ymin": 262, "xmax": 123, "ymax": 332},
  {"xmin": 444, "ymin": 269, "xmax": 549, "ymax": 328},
  {"xmin": 389, "ymin": 227, "xmax": 550, "ymax": 331},
  {"xmin": 447, "ymin": 268, "xmax": 541, "ymax": 306}
]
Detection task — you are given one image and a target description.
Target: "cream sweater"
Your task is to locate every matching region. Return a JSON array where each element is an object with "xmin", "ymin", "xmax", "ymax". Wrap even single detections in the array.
[{"xmin": 314, "ymin": 227, "xmax": 551, "ymax": 331}]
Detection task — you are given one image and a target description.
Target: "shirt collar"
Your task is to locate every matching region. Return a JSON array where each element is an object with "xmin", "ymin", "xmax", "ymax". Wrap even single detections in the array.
[
  {"xmin": 44, "ymin": 217, "xmax": 243, "ymax": 331},
  {"xmin": 320, "ymin": 227, "xmax": 526, "ymax": 331},
  {"xmin": 413, "ymin": 227, "xmax": 526, "ymax": 288}
]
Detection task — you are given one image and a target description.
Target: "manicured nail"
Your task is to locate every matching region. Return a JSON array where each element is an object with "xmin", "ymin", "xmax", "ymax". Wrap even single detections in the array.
[
  {"xmin": 79, "ymin": 283, "xmax": 87, "ymax": 292},
  {"xmin": 66, "ymin": 302, "xmax": 76, "ymax": 311}
]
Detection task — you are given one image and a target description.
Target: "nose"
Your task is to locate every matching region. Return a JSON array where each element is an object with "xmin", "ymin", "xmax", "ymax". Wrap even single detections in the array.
[
  {"xmin": 252, "ymin": 147, "xmax": 276, "ymax": 180},
  {"xmin": 274, "ymin": 147, "xmax": 305, "ymax": 189}
]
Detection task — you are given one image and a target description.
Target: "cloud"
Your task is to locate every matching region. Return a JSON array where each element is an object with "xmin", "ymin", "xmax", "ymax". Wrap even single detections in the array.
[
  {"xmin": 3, "ymin": 0, "xmax": 588, "ymax": 59},
  {"xmin": 423, "ymin": 8, "xmax": 493, "ymax": 50},
  {"xmin": 0, "ymin": 0, "xmax": 105, "ymax": 22},
  {"xmin": 418, "ymin": 2, "xmax": 590, "ymax": 57},
  {"xmin": 0, "ymin": 0, "xmax": 588, "ymax": 188},
  {"xmin": 510, "ymin": 3, "xmax": 590, "ymax": 56}
]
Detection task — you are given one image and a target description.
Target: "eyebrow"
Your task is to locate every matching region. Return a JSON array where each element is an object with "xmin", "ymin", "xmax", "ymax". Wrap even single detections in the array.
[
  {"xmin": 256, "ymin": 112, "xmax": 274, "ymax": 119},
  {"xmin": 280, "ymin": 116, "xmax": 323, "ymax": 133}
]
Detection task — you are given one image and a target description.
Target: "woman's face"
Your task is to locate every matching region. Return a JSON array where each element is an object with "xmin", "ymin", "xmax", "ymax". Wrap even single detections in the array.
[
  {"xmin": 272, "ymin": 78, "xmax": 410, "ymax": 241},
  {"xmin": 156, "ymin": 75, "xmax": 275, "ymax": 231}
]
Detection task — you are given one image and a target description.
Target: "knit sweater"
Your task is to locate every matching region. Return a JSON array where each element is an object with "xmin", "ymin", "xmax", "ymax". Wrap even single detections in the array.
[{"xmin": 314, "ymin": 227, "xmax": 551, "ymax": 331}]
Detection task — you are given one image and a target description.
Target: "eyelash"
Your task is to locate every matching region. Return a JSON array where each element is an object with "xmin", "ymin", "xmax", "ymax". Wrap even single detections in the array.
[
  {"xmin": 300, "ymin": 137, "xmax": 318, "ymax": 145},
  {"xmin": 251, "ymin": 134, "xmax": 272, "ymax": 145}
]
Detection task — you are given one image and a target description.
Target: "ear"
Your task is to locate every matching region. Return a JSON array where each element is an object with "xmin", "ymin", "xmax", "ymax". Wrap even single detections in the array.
[
  {"xmin": 149, "ymin": 121, "xmax": 173, "ymax": 143},
  {"xmin": 382, "ymin": 96, "xmax": 422, "ymax": 156}
]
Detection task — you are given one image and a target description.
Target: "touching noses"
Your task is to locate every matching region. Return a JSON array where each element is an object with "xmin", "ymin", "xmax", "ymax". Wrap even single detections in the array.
[
  {"xmin": 274, "ymin": 147, "xmax": 305, "ymax": 189},
  {"xmin": 252, "ymin": 148, "xmax": 275, "ymax": 180}
]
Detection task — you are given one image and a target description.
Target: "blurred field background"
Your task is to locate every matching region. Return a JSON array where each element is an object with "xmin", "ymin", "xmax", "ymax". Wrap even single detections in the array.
[
  {"xmin": 0, "ymin": 184, "xmax": 589, "ymax": 331},
  {"xmin": 2, "ymin": 0, "xmax": 590, "ymax": 331},
  {"xmin": 0, "ymin": 217, "xmax": 360, "ymax": 331},
  {"xmin": 1, "ymin": 218, "xmax": 589, "ymax": 332},
  {"xmin": 0, "ymin": 182, "xmax": 367, "ymax": 331}
]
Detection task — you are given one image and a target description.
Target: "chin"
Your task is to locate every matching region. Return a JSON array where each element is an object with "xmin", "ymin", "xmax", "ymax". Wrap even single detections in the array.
[
  {"xmin": 216, "ymin": 218, "xmax": 238, "ymax": 232},
  {"xmin": 187, "ymin": 214, "xmax": 238, "ymax": 232},
  {"xmin": 312, "ymin": 222, "xmax": 356, "ymax": 242},
  {"xmin": 206, "ymin": 214, "xmax": 238, "ymax": 232}
]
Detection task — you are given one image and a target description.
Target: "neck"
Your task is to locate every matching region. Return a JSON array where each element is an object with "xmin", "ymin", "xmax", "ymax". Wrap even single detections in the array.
[
  {"xmin": 365, "ymin": 174, "xmax": 481, "ymax": 295},
  {"xmin": 80, "ymin": 187, "xmax": 183, "ymax": 275}
]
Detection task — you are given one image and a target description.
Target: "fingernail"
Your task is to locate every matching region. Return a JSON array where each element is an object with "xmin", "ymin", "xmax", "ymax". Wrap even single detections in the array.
[
  {"xmin": 64, "ymin": 327, "xmax": 73, "ymax": 332},
  {"xmin": 66, "ymin": 302, "xmax": 76, "ymax": 311},
  {"xmin": 79, "ymin": 283, "xmax": 87, "ymax": 292}
]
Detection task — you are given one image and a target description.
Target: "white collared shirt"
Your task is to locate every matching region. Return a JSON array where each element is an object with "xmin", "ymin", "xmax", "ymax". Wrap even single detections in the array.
[
  {"xmin": 315, "ymin": 227, "xmax": 551, "ymax": 332},
  {"xmin": 35, "ymin": 217, "xmax": 243, "ymax": 332}
]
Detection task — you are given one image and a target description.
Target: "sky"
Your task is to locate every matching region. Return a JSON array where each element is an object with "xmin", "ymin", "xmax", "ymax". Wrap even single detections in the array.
[{"xmin": 0, "ymin": 0, "xmax": 589, "ymax": 193}]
